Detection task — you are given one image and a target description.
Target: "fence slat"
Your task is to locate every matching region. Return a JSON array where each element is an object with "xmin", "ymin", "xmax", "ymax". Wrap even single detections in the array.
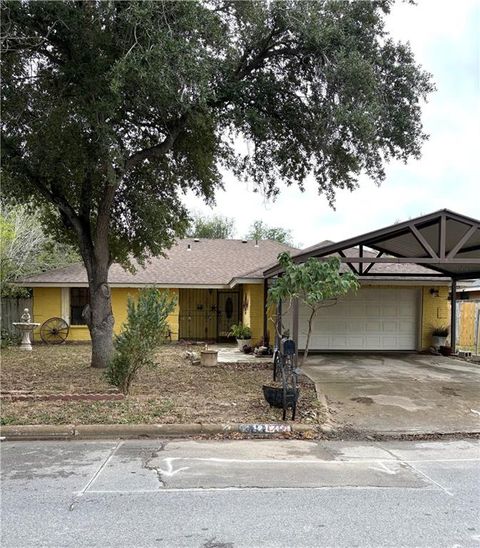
[{"xmin": 1, "ymin": 297, "xmax": 33, "ymax": 334}]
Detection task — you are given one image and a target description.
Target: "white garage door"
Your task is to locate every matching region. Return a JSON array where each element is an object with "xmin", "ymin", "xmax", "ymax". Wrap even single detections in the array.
[{"xmin": 285, "ymin": 287, "xmax": 419, "ymax": 351}]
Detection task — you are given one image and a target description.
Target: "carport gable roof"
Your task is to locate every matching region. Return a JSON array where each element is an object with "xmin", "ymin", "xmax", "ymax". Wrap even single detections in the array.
[{"xmin": 264, "ymin": 209, "xmax": 480, "ymax": 280}]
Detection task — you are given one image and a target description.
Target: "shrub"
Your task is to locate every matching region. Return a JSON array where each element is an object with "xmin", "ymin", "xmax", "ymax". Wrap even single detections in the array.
[
  {"xmin": 1, "ymin": 329, "xmax": 21, "ymax": 348},
  {"xmin": 229, "ymin": 323, "xmax": 252, "ymax": 339},
  {"xmin": 106, "ymin": 288, "xmax": 176, "ymax": 394},
  {"xmin": 431, "ymin": 325, "xmax": 449, "ymax": 337}
]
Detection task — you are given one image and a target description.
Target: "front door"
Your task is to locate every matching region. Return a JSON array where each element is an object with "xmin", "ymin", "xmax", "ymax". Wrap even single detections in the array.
[{"xmin": 217, "ymin": 291, "xmax": 240, "ymax": 341}]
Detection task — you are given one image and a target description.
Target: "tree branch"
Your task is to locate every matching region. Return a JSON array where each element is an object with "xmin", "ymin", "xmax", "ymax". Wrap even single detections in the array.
[
  {"xmin": 123, "ymin": 29, "xmax": 296, "ymax": 171},
  {"xmin": 94, "ymin": 163, "xmax": 118, "ymax": 264},
  {"xmin": 124, "ymin": 113, "xmax": 189, "ymax": 171},
  {"xmin": 2, "ymin": 137, "xmax": 94, "ymax": 267}
]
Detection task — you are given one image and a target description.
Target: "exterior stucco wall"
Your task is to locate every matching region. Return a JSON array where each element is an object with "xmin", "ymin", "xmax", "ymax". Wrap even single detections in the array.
[
  {"xmin": 32, "ymin": 287, "xmax": 179, "ymax": 342},
  {"xmin": 32, "ymin": 287, "xmax": 62, "ymax": 342},
  {"xmin": 420, "ymin": 285, "xmax": 450, "ymax": 350},
  {"xmin": 32, "ymin": 284, "xmax": 447, "ymax": 349},
  {"xmin": 242, "ymin": 283, "xmax": 265, "ymax": 343}
]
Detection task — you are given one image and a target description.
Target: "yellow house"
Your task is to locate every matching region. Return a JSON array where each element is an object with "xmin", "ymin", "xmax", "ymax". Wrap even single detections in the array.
[
  {"xmin": 22, "ymin": 208, "xmax": 479, "ymax": 353},
  {"xmin": 22, "ymin": 237, "xmax": 451, "ymax": 352},
  {"xmin": 22, "ymin": 239, "xmax": 294, "ymax": 345}
]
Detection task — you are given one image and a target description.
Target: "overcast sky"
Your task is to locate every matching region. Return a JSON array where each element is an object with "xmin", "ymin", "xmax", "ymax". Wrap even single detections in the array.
[{"xmin": 183, "ymin": 0, "xmax": 479, "ymax": 248}]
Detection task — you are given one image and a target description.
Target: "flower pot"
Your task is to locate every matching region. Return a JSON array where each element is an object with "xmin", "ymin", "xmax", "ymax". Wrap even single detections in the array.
[
  {"xmin": 432, "ymin": 336, "xmax": 447, "ymax": 350},
  {"xmin": 237, "ymin": 338, "xmax": 252, "ymax": 351},
  {"xmin": 262, "ymin": 385, "xmax": 299, "ymax": 409},
  {"xmin": 200, "ymin": 350, "xmax": 218, "ymax": 367},
  {"xmin": 439, "ymin": 346, "xmax": 452, "ymax": 357}
]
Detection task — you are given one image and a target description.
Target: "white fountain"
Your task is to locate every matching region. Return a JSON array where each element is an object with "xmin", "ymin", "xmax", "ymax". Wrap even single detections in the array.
[{"xmin": 12, "ymin": 308, "xmax": 40, "ymax": 351}]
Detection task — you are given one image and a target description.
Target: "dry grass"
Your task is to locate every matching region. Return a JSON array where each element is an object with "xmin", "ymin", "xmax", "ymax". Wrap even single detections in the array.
[{"xmin": 1, "ymin": 344, "xmax": 324, "ymax": 426}]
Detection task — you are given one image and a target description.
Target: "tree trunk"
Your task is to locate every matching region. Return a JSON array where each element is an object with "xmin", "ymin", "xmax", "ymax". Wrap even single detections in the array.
[
  {"xmin": 83, "ymin": 264, "xmax": 115, "ymax": 368},
  {"xmin": 301, "ymin": 308, "xmax": 316, "ymax": 366}
]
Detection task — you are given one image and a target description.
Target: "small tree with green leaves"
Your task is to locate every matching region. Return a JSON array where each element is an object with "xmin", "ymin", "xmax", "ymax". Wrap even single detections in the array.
[
  {"xmin": 106, "ymin": 288, "xmax": 176, "ymax": 395},
  {"xmin": 0, "ymin": 204, "xmax": 79, "ymax": 297},
  {"xmin": 268, "ymin": 253, "xmax": 359, "ymax": 364},
  {"xmin": 187, "ymin": 213, "xmax": 236, "ymax": 239},
  {"xmin": 246, "ymin": 220, "xmax": 294, "ymax": 246}
]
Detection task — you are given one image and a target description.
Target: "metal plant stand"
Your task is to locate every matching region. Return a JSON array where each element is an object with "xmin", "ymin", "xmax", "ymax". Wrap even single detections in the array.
[{"xmin": 263, "ymin": 337, "xmax": 299, "ymax": 421}]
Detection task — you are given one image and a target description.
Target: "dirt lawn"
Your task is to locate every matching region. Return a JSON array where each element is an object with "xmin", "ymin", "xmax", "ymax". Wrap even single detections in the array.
[{"xmin": 1, "ymin": 344, "xmax": 323, "ymax": 426}]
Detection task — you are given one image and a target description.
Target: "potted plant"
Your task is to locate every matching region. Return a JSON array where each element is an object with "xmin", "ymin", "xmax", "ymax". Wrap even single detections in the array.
[
  {"xmin": 439, "ymin": 345, "xmax": 452, "ymax": 357},
  {"xmin": 431, "ymin": 326, "xmax": 449, "ymax": 350},
  {"xmin": 229, "ymin": 323, "xmax": 252, "ymax": 350}
]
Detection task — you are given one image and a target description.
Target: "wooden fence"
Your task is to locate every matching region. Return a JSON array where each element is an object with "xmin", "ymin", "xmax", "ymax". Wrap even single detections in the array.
[
  {"xmin": 1, "ymin": 297, "xmax": 33, "ymax": 334},
  {"xmin": 457, "ymin": 300, "xmax": 480, "ymax": 354}
]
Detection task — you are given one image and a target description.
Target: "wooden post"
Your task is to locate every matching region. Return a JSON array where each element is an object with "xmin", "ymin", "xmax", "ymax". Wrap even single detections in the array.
[{"xmin": 451, "ymin": 279, "xmax": 457, "ymax": 353}]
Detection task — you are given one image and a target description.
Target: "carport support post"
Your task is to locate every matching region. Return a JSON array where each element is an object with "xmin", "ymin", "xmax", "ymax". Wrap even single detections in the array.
[
  {"xmin": 292, "ymin": 297, "xmax": 299, "ymax": 364},
  {"xmin": 451, "ymin": 279, "xmax": 457, "ymax": 354}
]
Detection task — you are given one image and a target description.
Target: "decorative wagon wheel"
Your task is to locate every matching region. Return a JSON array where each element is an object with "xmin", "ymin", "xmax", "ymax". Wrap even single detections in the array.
[{"xmin": 40, "ymin": 317, "xmax": 70, "ymax": 345}]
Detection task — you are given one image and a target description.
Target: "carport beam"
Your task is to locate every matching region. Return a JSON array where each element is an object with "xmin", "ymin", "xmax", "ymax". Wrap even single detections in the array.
[{"xmin": 450, "ymin": 279, "xmax": 457, "ymax": 354}]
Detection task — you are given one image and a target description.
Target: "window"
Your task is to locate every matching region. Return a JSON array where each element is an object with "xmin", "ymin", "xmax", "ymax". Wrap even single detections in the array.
[{"xmin": 70, "ymin": 288, "xmax": 89, "ymax": 325}]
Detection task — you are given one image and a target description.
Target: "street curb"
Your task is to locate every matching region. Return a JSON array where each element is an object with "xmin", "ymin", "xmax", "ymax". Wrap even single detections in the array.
[{"xmin": 0, "ymin": 422, "xmax": 318, "ymax": 441}]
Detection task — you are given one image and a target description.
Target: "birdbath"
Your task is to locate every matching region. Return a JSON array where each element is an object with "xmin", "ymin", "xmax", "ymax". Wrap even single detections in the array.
[{"xmin": 12, "ymin": 308, "xmax": 40, "ymax": 351}]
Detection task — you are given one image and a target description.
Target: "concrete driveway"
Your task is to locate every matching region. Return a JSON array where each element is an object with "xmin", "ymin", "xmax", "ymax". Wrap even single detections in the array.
[{"xmin": 302, "ymin": 354, "xmax": 480, "ymax": 434}]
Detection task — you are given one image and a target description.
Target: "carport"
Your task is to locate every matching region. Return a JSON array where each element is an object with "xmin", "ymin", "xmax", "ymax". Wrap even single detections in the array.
[{"xmin": 264, "ymin": 209, "xmax": 480, "ymax": 353}]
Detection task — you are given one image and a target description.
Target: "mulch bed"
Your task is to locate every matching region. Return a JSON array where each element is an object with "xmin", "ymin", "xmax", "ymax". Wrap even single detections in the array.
[{"xmin": 1, "ymin": 344, "xmax": 324, "ymax": 426}]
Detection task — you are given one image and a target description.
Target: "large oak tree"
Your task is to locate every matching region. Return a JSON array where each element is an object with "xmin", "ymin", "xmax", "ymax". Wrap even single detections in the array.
[{"xmin": 1, "ymin": 0, "xmax": 434, "ymax": 367}]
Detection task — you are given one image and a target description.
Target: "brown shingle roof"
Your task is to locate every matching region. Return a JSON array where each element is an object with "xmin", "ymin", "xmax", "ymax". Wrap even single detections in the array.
[
  {"xmin": 20, "ymin": 237, "xmax": 447, "ymax": 288},
  {"xmin": 20, "ymin": 239, "xmax": 297, "ymax": 287}
]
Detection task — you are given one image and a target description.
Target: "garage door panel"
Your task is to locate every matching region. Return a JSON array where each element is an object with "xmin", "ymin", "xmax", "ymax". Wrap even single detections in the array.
[
  {"xmin": 331, "ymin": 336, "xmax": 349, "ymax": 348},
  {"xmin": 366, "ymin": 304, "xmax": 381, "ymax": 316},
  {"xmin": 330, "ymin": 320, "xmax": 347, "ymax": 331},
  {"xmin": 399, "ymin": 303, "xmax": 416, "ymax": 315},
  {"xmin": 382, "ymin": 320, "xmax": 398, "ymax": 332},
  {"xmin": 348, "ymin": 303, "xmax": 367, "ymax": 316},
  {"xmin": 399, "ymin": 320, "xmax": 415, "ymax": 333},
  {"xmin": 381, "ymin": 304, "xmax": 398, "ymax": 316},
  {"xmin": 290, "ymin": 287, "xmax": 419, "ymax": 351},
  {"xmin": 347, "ymin": 319, "xmax": 366, "ymax": 331},
  {"xmin": 398, "ymin": 335, "xmax": 415, "ymax": 347},
  {"xmin": 366, "ymin": 320, "xmax": 382, "ymax": 332},
  {"xmin": 381, "ymin": 336, "xmax": 397, "ymax": 348},
  {"xmin": 365, "ymin": 336, "xmax": 382, "ymax": 347},
  {"xmin": 347, "ymin": 336, "xmax": 367, "ymax": 348},
  {"xmin": 309, "ymin": 335, "xmax": 330, "ymax": 347}
]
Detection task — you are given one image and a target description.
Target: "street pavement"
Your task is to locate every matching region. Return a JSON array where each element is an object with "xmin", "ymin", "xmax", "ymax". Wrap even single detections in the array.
[{"xmin": 1, "ymin": 438, "xmax": 479, "ymax": 547}]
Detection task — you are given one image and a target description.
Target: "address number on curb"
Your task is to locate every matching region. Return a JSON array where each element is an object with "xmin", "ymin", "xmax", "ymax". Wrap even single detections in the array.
[{"xmin": 236, "ymin": 424, "xmax": 292, "ymax": 434}]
